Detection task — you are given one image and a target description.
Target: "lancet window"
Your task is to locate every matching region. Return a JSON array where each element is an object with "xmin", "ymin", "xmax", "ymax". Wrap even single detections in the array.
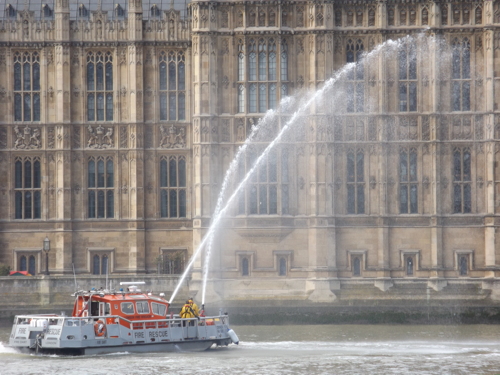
[
  {"xmin": 399, "ymin": 43, "xmax": 417, "ymax": 112},
  {"xmin": 453, "ymin": 148, "xmax": 471, "ymax": 213},
  {"xmin": 160, "ymin": 156, "xmax": 187, "ymax": 218},
  {"xmin": 159, "ymin": 51, "xmax": 186, "ymax": 121},
  {"xmin": 237, "ymin": 39, "xmax": 288, "ymax": 113},
  {"xmin": 15, "ymin": 157, "xmax": 41, "ymax": 219},
  {"xmin": 353, "ymin": 257, "xmax": 361, "ymax": 276},
  {"xmin": 451, "ymin": 38, "xmax": 471, "ymax": 112},
  {"xmin": 346, "ymin": 150, "xmax": 365, "ymax": 214},
  {"xmin": 238, "ymin": 146, "xmax": 289, "ymax": 215},
  {"xmin": 399, "ymin": 148, "xmax": 418, "ymax": 214},
  {"xmin": 88, "ymin": 157, "xmax": 114, "ymax": 218},
  {"xmin": 459, "ymin": 255, "xmax": 468, "ymax": 276},
  {"xmin": 346, "ymin": 40, "xmax": 364, "ymax": 113},
  {"xmin": 14, "ymin": 52, "xmax": 40, "ymax": 122},
  {"xmin": 87, "ymin": 52, "xmax": 113, "ymax": 122}
]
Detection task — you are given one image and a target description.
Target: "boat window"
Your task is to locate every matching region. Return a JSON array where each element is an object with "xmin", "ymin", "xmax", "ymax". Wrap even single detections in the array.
[
  {"xmin": 152, "ymin": 302, "xmax": 167, "ymax": 316},
  {"xmin": 121, "ymin": 302, "xmax": 135, "ymax": 315},
  {"xmin": 136, "ymin": 301, "xmax": 150, "ymax": 314},
  {"xmin": 105, "ymin": 303, "xmax": 111, "ymax": 315}
]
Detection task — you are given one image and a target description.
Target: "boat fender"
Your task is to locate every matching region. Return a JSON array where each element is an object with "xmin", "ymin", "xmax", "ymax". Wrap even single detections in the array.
[
  {"xmin": 227, "ymin": 328, "xmax": 239, "ymax": 345},
  {"xmin": 94, "ymin": 320, "xmax": 106, "ymax": 337}
]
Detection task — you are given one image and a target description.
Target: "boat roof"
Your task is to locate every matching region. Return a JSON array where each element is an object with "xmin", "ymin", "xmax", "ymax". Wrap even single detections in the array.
[{"xmin": 73, "ymin": 289, "xmax": 169, "ymax": 304}]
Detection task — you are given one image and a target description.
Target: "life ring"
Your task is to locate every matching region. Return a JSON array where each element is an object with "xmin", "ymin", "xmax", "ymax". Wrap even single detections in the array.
[{"xmin": 94, "ymin": 320, "xmax": 106, "ymax": 337}]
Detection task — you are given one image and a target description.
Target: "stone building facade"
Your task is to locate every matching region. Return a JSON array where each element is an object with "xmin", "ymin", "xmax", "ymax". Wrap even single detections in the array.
[{"xmin": 1, "ymin": 0, "xmax": 500, "ymax": 305}]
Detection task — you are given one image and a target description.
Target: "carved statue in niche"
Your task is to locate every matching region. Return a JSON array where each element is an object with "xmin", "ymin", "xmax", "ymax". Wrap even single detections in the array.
[
  {"xmin": 14, "ymin": 125, "xmax": 41, "ymax": 149},
  {"xmin": 87, "ymin": 124, "xmax": 114, "ymax": 149},
  {"xmin": 160, "ymin": 124, "xmax": 186, "ymax": 148}
]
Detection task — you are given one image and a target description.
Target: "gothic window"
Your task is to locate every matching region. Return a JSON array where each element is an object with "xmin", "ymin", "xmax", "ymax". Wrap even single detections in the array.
[
  {"xmin": 297, "ymin": 6, "xmax": 304, "ymax": 27},
  {"xmin": 442, "ymin": 4, "xmax": 448, "ymax": 25},
  {"xmin": 422, "ymin": 8, "xmax": 429, "ymax": 25},
  {"xmin": 353, "ymin": 257, "xmax": 361, "ymax": 276},
  {"xmin": 279, "ymin": 257, "xmax": 287, "ymax": 276},
  {"xmin": 14, "ymin": 52, "xmax": 40, "ymax": 122},
  {"xmin": 248, "ymin": 9, "xmax": 256, "ymax": 26},
  {"xmin": 159, "ymin": 51, "xmax": 186, "ymax": 121},
  {"xmin": 151, "ymin": 4, "xmax": 160, "ymax": 18},
  {"xmin": 79, "ymin": 4, "xmax": 88, "ymax": 18},
  {"xmin": 238, "ymin": 147, "xmax": 288, "ymax": 215},
  {"xmin": 451, "ymin": 38, "xmax": 471, "ymax": 111},
  {"xmin": 221, "ymin": 10, "xmax": 229, "ymax": 28},
  {"xmin": 356, "ymin": 9, "xmax": 363, "ymax": 26},
  {"xmin": 88, "ymin": 157, "xmax": 114, "ymax": 218},
  {"xmin": 87, "ymin": 52, "xmax": 113, "ymax": 121},
  {"xmin": 475, "ymin": 6, "xmax": 482, "ymax": 24},
  {"xmin": 346, "ymin": 39, "xmax": 364, "ymax": 113},
  {"xmin": 459, "ymin": 255, "xmax": 468, "ymax": 275},
  {"xmin": 400, "ymin": 148, "xmax": 418, "ymax": 214},
  {"xmin": 42, "ymin": 4, "xmax": 52, "ymax": 18},
  {"xmin": 6, "ymin": 4, "xmax": 16, "ymax": 18},
  {"xmin": 335, "ymin": 8, "xmax": 342, "ymax": 26},
  {"xmin": 258, "ymin": 9, "xmax": 266, "ymax": 26},
  {"xmin": 93, "ymin": 254, "xmax": 109, "ymax": 275},
  {"xmin": 399, "ymin": 43, "xmax": 417, "ymax": 112},
  {"xmin": 15, "ymin": 157, "xmax": 41, "ymax": 219},
  {"xmin": 114, "ymin": 4, "xmax": 124, "ymax": 18},
  {"xmin": 158, "ymin": 250, "xmax": 185, "ymax": 274},
  {"xmin": 388, "ymin": 7, "xmax": 395, "ymax": 26},
  {"xmin": 347, "ymin": 150, "xmax": 365, "ymax": 214},
  {"xmin": 240, "ymin": 38, "xmax": 287, "ymax": 113},
  {"xmin": 269, "ymin": 9, "xmax": 276, "ymax": 26},
  {"xmin": 242, "ymin": 257, "xmax": 249, "ymax": 276},
  {"xmin": 406, "ymin": 256, "xmax": 414, "ymax": 276},
  {"xmin": 368, "ymin": 8, "xmax": 375, "ymax": 27},
  {"xmin": 453, "ymin": 148, "xmax": 472, "ymax": 213},
  {"xmin": 160, "ymin": 156, "xmax": 187, "ymax": 218},
  {"xmin": 409, "ymin": 7, "xmax": 417, "ymax": 25},
  {"xmin": 400, "ymin": 7, "xmax": 407, "ymax": 25}
]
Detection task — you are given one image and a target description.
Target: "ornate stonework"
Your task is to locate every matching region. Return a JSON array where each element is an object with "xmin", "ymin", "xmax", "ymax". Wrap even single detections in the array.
[
  {"xmin": 87, "ymin": 125, "xmax": 114, "ymax": 149},
  {"xmin": 13, "ymin": 125, "xmax": 41, "ymax": 149}
]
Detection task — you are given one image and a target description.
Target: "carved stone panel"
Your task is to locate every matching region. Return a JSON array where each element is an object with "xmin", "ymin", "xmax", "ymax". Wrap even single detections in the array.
[
  {"xmin": 87, "ymin": 124, "xmax": 114, "ymax": 149},
  {"xmin": 159, "ymin": 124, "xmax": 186, "ymax": 149},
  {"xmin": 13, "ymin": 125, "xmax": 41, "ymax": 149}
]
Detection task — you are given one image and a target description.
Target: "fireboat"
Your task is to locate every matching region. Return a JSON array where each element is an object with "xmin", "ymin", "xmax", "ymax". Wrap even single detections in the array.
[{"xmin": 8, "ymin": 282, "xmax": 239, "ymax": 355}]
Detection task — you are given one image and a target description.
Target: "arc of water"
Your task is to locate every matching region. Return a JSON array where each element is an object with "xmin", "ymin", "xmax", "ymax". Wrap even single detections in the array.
[
  {"xmin": 201, "ymin": 98, "xmax": 297, "ymax": 305},
  {"xmin": 169, "ymin": 36, "xmax": 414, "ymax": 305}
]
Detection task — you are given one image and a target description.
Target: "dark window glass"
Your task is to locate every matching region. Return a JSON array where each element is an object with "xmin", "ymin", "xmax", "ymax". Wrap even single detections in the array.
[
  {"xmin": 23, "ymin": 62, "xmax": 31, "ymax": 91},
  {"xmin": 406, "ymin": 257, "xmax": 414, "ymax": 276},
  {"xmin": 96, "ymin": 63, "xmax": 104, "ymax": 91},
  {"xmin": 15, "ymin": 161, "xmax": 22, "ymax": 188},
  {"xmin": 242, "ymin": 258, "xmax": 249, "ymax": 276},
  {"xmin": 179, "ymin": 190, "xmax": 186, "ymax": 217},
  {"xmin": 20, "ymin": 256, "xmax": 27, "ymax": 271},
  {"xmin": 279, "ymin": 258, "xmax": 286, "ymax": 276},
  {"xmin": 102, "ymin": 255, "xmax": 108, "ymax": 275},
  {"xmin": 24, "ymin": 161, "xmax": 32, "ymax": 188},
  {"xmin": 97, "ymin": 191, "xmax": 105, "ymax": 218},
  {"xmin": 107, "ymin": 191, "xmax": 114, "ymax": 218},
  {"xmin": 106, "ymin": 159, "xmax": 114, "ymax": 187},
  {"xmin": 14, "ymin": 63, "xmax": 21, "ymax": 91},
  {"xmin": 88, "ymin": 94, "xmax": 95, "ymax": 121},
  {"xmin": 169, "ymin": 62, "xmax": 176, "ymax": 90},
  {"xmin": 105, "ymin": 63, "xmax": 113, "ymax": 90},
  {"xmin": 169, "ymin": 190, "xmax": 177, "ymax": 217},
  {"xmin": 161, "ymin": 190, "xmax": 168, "ymax": 217},
  {"xmin": 353, "ymin": 257, "xmax": 361, "ymax": 276},
  {"xmin": 97, "ymin": 160, "xmax": 105, "ymax": 187},
  {"xmin": 169, "ymin": 158, "xmax": 177, "ymax": 187},
  {"xmin": 28, "ymin": 256, "xmax": 36, "ymax": 275},
  {"xmin": 23, "ymin": 94, "xmax": 31, "ymax": 121},
  {"xmin": 15, "ymin": 192, "xmax": 22, "ymax": 219},
  {"xmin": 88, "ymin": 191, "xmax": 96, "ymax": 218},
  {"xmin": 24, "ymin": 191, "xmax": 32, "ymax": 219},
  {"xmin": 93, "ymin": 255, "xmax": 100, "ymax": 275},
  {"xmin": 178, "ymin": 62, "xmax": 185, "ymax": 90},
  {"xmin": 87, "ymin": 62, "xmax": 95, "ymax": 91},
  {"xmin": 459, "ymin": 256, "xmax": 468, "ymax": 275},
  {"xmin": 159, "ymin": 62, "xmax": 167, "ymax": 90},
  {"xmin": 88, "ymin": 160, "xmax": 95, "ymax": 188}
]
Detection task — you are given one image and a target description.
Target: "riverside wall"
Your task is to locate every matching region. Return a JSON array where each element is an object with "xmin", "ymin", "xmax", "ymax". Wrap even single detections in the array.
[{"xmin": 1, "ymin": 276, "xmax": 500, "ymax": 324}]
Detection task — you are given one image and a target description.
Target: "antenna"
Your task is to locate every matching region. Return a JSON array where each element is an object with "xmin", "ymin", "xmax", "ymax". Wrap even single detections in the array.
[{"xmin": 72, "ymin": 263, "xmax": 77, "ymax": 291}]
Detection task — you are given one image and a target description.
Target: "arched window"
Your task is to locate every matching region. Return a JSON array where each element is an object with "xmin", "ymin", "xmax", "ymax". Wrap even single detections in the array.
[
  {"xmin": 159, "ymin": 51, "xmax": 185, "ymax": 121},
  {"xmin": 88, "ymin": 157, "xmax": 114, "ymax": 218},
  {"xmin": 451, "ymin": 38, "xmax": 471, "ymax": 112},
  {"xmin": 459, "ymin": 256, "xmax": 468, "ymax": 276},
  {"xmin": 400, "ymin": 148, "xmax": 418, "ymax": 214},
  {"xmin": 345, "ymin": 40, "xmax": 364, "ymax": 113},
  {"xmin": 406, "ymin": 257, "xmax": 414, "ymax": 276},
  {"xmin": 453, "ymin": 148, "xmax": 472, "ymax": 213},
  {"xmin": 347, "ymin": 150, "xmax": 365, "ymax": 214},
  {"xmin": 14, "ymin": 157, "xmax": 42, "ymax": 219},
  {"xmin": 87, "ymin": 52, "xmax": 113, "ymax": 121},
  {"xmin": 353, "ymin": 257, "xmax": 361, "ymax": 276},
  {"xmin": 238, "ymin": 146, "xmax": 288, "ymax": 215},
  {"xmin": 20, "ymin": 256, "xmax": 27, "ymax": 271},
  {"xmin": 160, "ymin": 156, "xmax": 187, "ymax": 218},
  {"xmin": 242, "ymin": 258, "xmax": 249, "ymax": 276},
  {"xmin": 399, "ymin": 42, "xmax": 417, "ymax": 112},
  {"xmin": 14, "ymin": 52, "xmax": 40, "ymax": 122},
  {"xmin": 93, "ymin": 255, "xmax": 100, "ymax": 275},
  {"xmin": 279, "ymin": 258, "xmax": 287, "ymax": 276}
]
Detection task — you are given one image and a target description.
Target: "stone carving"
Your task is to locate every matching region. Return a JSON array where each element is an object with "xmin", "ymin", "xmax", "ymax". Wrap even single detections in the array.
[
  {"xmin": 14, "ymin": 125, "xmax": 41, "ymax": 149},
  {"xmin": 87, "ymin": 124, "xmax": 114, "ymax": 149},
  {"xmin": 159, "ymin": 124, "xmax": 186, "ymax": 148}
]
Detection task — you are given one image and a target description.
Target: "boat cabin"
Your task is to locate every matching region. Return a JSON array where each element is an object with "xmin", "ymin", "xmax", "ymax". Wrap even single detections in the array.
[{"xmin": 71, "ymin": 288, "xmax": 170, "ymax": 326}]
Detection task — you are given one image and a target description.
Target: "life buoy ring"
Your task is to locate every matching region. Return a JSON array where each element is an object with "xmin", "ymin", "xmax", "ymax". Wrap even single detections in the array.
[{"xmin": 94, "ymin": 320, "xmax": 106, "ymax": 337}]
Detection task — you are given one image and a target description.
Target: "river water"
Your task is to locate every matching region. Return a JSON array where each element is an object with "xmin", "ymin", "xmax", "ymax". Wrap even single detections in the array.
[{"xmin": 1, "ymin": 321, "xmax": 500, "ymax": 375}]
